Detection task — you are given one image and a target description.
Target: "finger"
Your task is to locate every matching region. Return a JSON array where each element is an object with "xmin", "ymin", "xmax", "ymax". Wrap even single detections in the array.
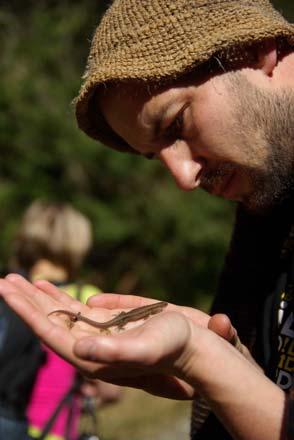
[
  {"xmin": 0, "ymin": 277, "xmax": 51, "ymax": 312},
  {"xmin": 195, "ymin": 319, "xmax": 264, "ymax": 386},
  {"xmin": 0, "ymin": 281, "xmax": 104, "ymax": 375},
  {"xmin": 208, "ymin": 314, "xmax": 243, "ymax": 353},
  {"xmin": 87, "ymin": 293, "xmax": 157, "ymax": 309},
  {"xmin": 208, "ymin": 314, "xmax": 235, "ymax": 341},
  {"xmin": 230, "ymin": 331, "xmax": 243, "ymax": 352},
  {"xmin": 4, "ymin": 275, "xmax": 86, "ymax": 318},
  {"xmin": 0, "ymin": 285, "xmax": 65, "ymax": 345},
  {"xmin": 0, "ymin": 279, "xmax": 35, "ymax": 317},
  {"xmin": 5, "ymin": 273, "xmax": 43, "ymax": 299},
  {"xmin": 34, "ymin": 279, "xmax": 76, "ymax": 306},
  {"xmin": 5, "ymin": 274, "xmax": 57, "ymax": 310},
  {"xmin": 0, "ymin": 281, "xmax": 70, "ymax": 346},
  {"xmin": 33, "ymin": 279, "xmax": 92, "ymax": 316}
]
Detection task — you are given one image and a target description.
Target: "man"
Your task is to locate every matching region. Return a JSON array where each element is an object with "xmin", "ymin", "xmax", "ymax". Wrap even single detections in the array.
[{"xmin": 0, "ymin": 1, "xmax": 293, "ymax": 439}]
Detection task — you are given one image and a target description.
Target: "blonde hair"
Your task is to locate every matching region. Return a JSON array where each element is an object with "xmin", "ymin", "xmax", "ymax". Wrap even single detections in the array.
[{"xmin": 10, "ymin": 200, "xmax": 93, "ymax": 277}]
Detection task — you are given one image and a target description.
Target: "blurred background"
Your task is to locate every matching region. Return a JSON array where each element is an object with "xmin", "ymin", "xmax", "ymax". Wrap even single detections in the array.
[
  {"xmin": 0, "ymin": 1, "xmax": 293, "ymax": 439},
  {"xmin": 0, "ymin": 0, "xmax": 293, "ymax": 307}
]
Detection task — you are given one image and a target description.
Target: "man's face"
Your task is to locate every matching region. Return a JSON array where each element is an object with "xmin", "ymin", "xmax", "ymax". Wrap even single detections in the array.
[{"xmin": 100, "ymin": 69, "xmax": 294, "ymax": 212}]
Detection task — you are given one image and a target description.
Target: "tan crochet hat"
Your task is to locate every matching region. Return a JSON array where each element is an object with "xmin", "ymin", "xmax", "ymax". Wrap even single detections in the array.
[{"xmin": 75, "ymin": 0, "xmax": 294, "ymax": 153}]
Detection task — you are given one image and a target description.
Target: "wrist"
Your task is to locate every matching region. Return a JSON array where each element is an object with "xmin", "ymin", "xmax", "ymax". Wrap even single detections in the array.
[
  {"xmin": 178, "ymin": 325, "xmax": 263, "ymax": 397},
  {"xmin": 178, "ymin": 326, "xmax": 287, "ymax": 440}
]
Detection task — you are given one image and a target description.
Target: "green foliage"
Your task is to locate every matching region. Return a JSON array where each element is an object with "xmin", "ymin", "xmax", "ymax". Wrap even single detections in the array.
[
  {"xmin": 2, "ymin": 0, "xmax": 291, "ymax": 305},
  {"xmin": 272, "ymin": 0, "xmax": 294, "ymax": 20}
]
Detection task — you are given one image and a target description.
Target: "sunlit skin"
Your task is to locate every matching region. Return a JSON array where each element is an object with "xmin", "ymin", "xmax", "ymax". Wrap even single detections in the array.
[
  {"xmin": 0, "ymin": 41, "xmax": 293, "ymax": 440},
  {"xmin": 99, "ymin": 43, "xmax": 294, "ymax": 211},
  {"xmin": 100, "ymin": 76, "xmax": 252, "ymax": 198},
  {"xmin": 0, "ymin": 274, "xmax": 286, "ymax": 440},
  {"xmin": 0, "ymin": 274, "xmax": 222, "ymax": 398}
]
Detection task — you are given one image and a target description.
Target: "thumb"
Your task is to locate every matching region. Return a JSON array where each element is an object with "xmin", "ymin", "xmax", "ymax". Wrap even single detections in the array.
[{"xmin": 208, "ymin": 313, "xmax": 236, "ymax": 342}]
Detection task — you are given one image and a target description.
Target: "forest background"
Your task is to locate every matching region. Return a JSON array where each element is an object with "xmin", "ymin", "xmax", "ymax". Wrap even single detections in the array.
[{"xmin": 0, "ymin": 0, "xmax": 293, "ymax": 308}]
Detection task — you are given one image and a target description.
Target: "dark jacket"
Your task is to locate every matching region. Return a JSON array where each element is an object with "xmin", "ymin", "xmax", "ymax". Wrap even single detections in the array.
[
  {"xmin": 192, "ymin": 194, "xmax": 294, "ymax": 439},
  {"xmin": 0, "ymin": 300, "xmax": 44, "ymax": 419}
]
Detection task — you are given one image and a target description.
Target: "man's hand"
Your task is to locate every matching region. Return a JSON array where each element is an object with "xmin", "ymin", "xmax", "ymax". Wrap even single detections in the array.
[
  {"xmin": 0, "ymin": 274, "xmax": 254, "ymax": 400},
  {"xmin": 88, "ymin": 293, "xmax": 260, "ymax": 371}
]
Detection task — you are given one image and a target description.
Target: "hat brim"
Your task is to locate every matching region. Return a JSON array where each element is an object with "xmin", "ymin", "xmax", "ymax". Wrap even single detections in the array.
[{"xmin": 75, "ymin": 6, "xmax": 294, "ymax": 153}]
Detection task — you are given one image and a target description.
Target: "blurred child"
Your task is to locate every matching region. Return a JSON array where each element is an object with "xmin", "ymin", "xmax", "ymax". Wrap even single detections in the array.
[{"xmin": 9, "ymin": 200, "xmax": 121, "ymax": 440}]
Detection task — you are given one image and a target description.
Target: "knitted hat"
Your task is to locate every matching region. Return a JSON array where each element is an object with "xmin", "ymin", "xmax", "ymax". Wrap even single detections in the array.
[{"xmin": 75, "ymin": 0, "xmax": 294, "ymax": 153}]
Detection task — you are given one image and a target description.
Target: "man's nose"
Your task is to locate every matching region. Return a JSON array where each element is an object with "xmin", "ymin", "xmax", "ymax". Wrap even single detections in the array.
[{"xmin": 158, "ymin": 143, "xmax": 203, "ymax": 191}]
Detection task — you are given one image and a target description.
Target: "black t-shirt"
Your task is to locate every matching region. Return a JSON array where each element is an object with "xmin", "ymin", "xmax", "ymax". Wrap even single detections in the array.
[
  {"xmin": 276, "ymin": 288, "xmax": 294, "ymax": 390},
  {"xmin": 192, "ymin": 195, "xmax": 294, "ymax": 439}
]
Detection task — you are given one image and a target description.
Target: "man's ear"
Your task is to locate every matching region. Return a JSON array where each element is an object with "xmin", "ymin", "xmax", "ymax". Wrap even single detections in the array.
[{"xmin": 255, "ymin": 39, "xmax": 277, "ymax": 76}]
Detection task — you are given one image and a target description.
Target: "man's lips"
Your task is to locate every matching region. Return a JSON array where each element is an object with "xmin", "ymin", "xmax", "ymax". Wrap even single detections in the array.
[{"xmin": 211, "ymin": 170, "xmax": 237, "ymax": 199}]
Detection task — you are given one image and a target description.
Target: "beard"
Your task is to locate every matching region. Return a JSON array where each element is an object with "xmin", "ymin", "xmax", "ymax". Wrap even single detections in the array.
[{"xmin": 203, "ymin": 74, "xmax": 294, "ymax": 214}]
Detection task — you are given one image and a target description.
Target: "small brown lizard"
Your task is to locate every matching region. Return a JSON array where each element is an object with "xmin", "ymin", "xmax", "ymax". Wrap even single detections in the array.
[{"xmin": 48, "ymin": 301, "xmax": 168, "ymax": 332}]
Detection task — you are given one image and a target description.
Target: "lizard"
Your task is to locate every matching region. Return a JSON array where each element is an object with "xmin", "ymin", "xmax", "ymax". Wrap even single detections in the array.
[{"xmin": 48, "ymin": 300, "xmax": 168, "ymax": 332}]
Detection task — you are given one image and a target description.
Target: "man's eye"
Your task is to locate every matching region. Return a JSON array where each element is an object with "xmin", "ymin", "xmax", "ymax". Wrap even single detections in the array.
[
  {"xmin": 166, "ymin": 112, "xmax": 184, "ymax": 140},
  {"xmin": 145, "ymin": 152, "xmax": 155, "ymax": 160}
]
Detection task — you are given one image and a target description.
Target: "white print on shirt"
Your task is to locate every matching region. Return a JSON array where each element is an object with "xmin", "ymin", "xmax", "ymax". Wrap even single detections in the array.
[{"xmin": 276, "ymin": 291, "xmax": 294, "ymax": 390}]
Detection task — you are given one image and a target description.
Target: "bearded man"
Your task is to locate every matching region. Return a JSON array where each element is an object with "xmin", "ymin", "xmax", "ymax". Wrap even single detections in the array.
[{"xmin": 0, "ymin": 1, "xmax": 293, "ymax": 439}]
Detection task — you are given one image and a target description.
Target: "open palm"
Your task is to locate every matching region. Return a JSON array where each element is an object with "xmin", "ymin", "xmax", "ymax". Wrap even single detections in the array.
[{"xmin": 0, "ymin": 274, "xmax": 211, "ymax": 399}]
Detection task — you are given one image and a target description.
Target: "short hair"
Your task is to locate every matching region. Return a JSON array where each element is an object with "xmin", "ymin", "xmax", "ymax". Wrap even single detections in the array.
[{"xmin": 10, "ymin": 200, "xmax": 93, "ymax": 277}]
